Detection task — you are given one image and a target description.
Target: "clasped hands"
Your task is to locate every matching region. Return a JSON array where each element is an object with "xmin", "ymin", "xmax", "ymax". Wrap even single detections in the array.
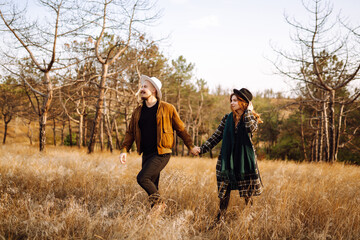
[{"xmin": 190, "ymin": 146, "xmax": 201, "ymax": 156}]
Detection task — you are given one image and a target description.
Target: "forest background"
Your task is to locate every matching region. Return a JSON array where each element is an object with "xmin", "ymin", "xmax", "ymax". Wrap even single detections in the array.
[{"xmin": 0, "ymin": 0, "xmax": 359, "ymax": 165}]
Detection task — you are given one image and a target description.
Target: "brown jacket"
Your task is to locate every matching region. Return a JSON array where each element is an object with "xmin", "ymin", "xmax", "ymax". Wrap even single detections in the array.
[{"xmin": 120, "ymin": 101, "xmax": 194, "ymax": 155}]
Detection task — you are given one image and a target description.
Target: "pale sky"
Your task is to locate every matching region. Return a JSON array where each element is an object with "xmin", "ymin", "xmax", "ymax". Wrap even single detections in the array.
[
  {"xmin": 4, "ymin": 0, "xmax": 360, "ymax": 95},
  {"xmin": 146, "ymin": 0, "xmax": 360, "ymax": 95}
]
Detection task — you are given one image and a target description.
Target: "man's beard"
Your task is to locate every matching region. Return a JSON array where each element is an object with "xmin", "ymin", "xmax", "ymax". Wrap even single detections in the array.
[{"xmin": 140, "ymin": 90, "xmax": 151, "ymax": 100}]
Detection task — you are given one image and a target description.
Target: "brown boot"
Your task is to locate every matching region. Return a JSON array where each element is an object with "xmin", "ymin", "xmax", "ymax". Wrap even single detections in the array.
[
  {"xmin": 148, "ymin": 202, "xmax": 167, "ymax": 219},
  {"xmin": 149, "ymin": 192, "xmax": 161, "ymax": 208}
]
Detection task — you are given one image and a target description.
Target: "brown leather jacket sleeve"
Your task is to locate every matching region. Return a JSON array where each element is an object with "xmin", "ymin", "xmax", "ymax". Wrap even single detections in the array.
[
  {"xmin": 171, "ymin": 106, "xmax": 194, "ymax": 150},
  {"xmin": 120, "ymin": 111, "xmax": 136, "ymax": 153}
]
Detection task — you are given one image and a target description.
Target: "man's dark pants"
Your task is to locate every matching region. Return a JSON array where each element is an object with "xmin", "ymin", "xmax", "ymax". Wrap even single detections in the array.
[{"xmin": 137, "ymin": 153, "xmax": 171, "ymax": 206}]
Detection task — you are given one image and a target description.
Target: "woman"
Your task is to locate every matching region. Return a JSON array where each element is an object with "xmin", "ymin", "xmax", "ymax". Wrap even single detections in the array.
[{"xmin": 195, "ymin": 88, "xmax": 263, "ymax": 221}]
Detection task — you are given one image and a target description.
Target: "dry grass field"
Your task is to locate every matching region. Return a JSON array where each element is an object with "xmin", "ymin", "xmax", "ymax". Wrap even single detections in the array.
[{"xmin": 0, "ymin": 144, "xmax": 359, "ymax": 239}]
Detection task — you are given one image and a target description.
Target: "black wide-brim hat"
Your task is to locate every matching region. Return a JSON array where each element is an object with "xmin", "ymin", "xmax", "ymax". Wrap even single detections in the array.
[{"xmin": 233, "ymin": 88, "xmax": 253, "ymax": 103}]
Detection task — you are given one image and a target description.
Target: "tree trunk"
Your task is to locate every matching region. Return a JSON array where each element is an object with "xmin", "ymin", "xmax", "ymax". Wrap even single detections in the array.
[
  {"xmin": 311, "ymin": 138, "xmax": 315, "ymax": 162},
  {"xmin": 78, "ymin": 114, "xmax": 83, "ymax": 148},
  {"xmin": 99, "ymin": 115, "xmax": 104, "ymax": 151},
  {"xmin": 61, "ymin": 121, "xmax": 65, "ymax": 145},
  {"xmin": 300, "ymin": 107, "xmax": 308, "ymax": 161},
  {"xmin": 335, "ymin": 104, "xmax": 345, "ymax": 161},
  {"xmin": 68, "ymin": 117, "xmax": 73, "ymax": 147},
  {"xmin": 315, "ymin": 130, "xmax": 319, "ymax": 162},
  {"xmin": 39, "ymin": 71, "xmax": 53, "ymax": 152},
  {"xmin": 83, "ymin": 114, "xmax": 87, "ymax": 147},
  {"xmin": 2, "ymin": 113, "xmax": 11, "ymax": 144},
  {"xmin": 105, "ymin": 114, "xmax": 113, "ymax": 153},
  {"xmin": 319, "ymin": 110, "xmax": 324, "ymax": 162},
  {"xmin": 3, "ymin": 121, "xmax": 8, "ymax": 144},
  {"xmin": 53, "ymin": 118, "xmax": 56, "ymax": 146},
  {"xmin": 329, "ymin": 90, "xmax": 336, "ymax": 162},
  {"xmin": 323, "ymin": 100, "xmax": 330, "ymax": 161},
  {"xmin": 88, "ymin": 64, "xmax": 108, "ymax": 153},
  {"xmin": 114, "ymin": 118, "xmax": 121, "ymax": 150},
  {"xmin": 39, "ymin": 113, "xmax": 47, "ymax": 151}
]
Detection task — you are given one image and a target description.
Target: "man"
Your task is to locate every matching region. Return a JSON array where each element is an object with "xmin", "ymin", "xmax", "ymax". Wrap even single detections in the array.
[{"xmin": 119, "ymin": 75, "xmax": 198, "ymax": 209}]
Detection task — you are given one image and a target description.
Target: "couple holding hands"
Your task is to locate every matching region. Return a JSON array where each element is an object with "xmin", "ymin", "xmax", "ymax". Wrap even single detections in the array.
[{"xmin": 119, "ymin": 75, "xmax": 263, "ymax": 221}]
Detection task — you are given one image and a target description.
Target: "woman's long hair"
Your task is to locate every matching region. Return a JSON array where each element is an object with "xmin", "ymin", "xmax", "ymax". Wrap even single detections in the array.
[{"xmin": 230, "ymin": 93, "xmax": 263, "ymax": 124}]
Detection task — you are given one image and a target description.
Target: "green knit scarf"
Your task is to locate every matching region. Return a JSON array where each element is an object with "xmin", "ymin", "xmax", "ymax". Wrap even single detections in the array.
[{"xmin": 220, "ymin": 112, "xmax": 256, "ymax": 188}]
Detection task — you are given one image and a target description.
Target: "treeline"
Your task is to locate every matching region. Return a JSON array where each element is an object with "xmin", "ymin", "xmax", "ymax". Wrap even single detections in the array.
[
  {"xmin": 1, "ymin": 76, "xmax": 359, "ymax": 165},
  {"xmin": 0, "ymin": 0, "xmax": 359, "ymax": 164}
]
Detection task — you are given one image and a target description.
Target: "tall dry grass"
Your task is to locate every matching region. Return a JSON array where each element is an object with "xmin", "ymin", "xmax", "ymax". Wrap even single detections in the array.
[{"xmin": 0, "ymin": 144, "xmax": 359, "ymax": 239}]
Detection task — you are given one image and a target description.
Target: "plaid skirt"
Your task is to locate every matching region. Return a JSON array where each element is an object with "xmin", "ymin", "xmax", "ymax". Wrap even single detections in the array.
[{"xmin": 216, "ymin": 154, "xmax": 263, "ymax": 199}]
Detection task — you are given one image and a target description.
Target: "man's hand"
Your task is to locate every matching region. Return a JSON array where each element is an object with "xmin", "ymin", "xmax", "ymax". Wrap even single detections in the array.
[
  {"xmin": 190, "ymin": 146, "xmax": 201, "ymax": 156},
  {"xmin": 119, "ymin": 153, "xmax": 127, "ymax": 164},
  {"xmin": 247, "ymin": 101, "xmax": 254, "ymax": 111}
]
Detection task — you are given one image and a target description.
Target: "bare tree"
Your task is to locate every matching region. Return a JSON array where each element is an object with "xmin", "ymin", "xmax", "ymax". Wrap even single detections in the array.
[
  {"xmin": 271, "ymin": 0, "xmax": 360, "ymax": 162},
  {"xmin": 59, "ymin": 58, "xmax": 96, "ymax": 148},
  {"xmin": 0, "ymin": 0, "xmax": 88, "ymax": 151}
]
